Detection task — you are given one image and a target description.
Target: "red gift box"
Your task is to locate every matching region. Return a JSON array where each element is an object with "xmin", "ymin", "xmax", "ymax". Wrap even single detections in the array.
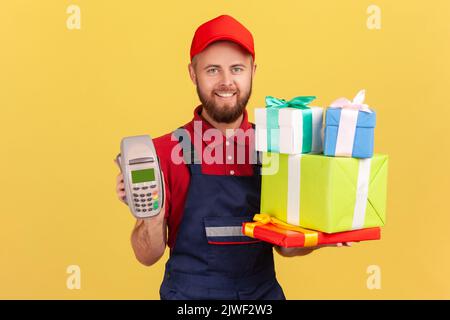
[{"xmin": 243, "ymin": 214, "xmax": 381, "ymax": 247}]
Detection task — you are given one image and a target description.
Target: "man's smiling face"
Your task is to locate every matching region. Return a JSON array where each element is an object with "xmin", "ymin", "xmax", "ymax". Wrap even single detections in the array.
[{"xmin": 189, "ymin": 41, "xmax": 256, "ymax": 123}]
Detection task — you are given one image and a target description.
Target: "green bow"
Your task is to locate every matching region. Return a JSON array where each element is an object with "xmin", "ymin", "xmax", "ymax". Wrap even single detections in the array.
[{"xmin": 265, "ymin": 96, "xmax": 316, "ymax": 109}]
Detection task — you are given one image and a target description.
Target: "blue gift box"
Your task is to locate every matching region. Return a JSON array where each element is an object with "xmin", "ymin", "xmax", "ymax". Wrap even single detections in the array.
[{"xmin": 323, "ymin": 108, "xmax": 376, "ymax": 158}]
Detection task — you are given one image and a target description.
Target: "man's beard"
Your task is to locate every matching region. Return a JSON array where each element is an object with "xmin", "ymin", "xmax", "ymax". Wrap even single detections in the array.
[{"xmin": 196, "ymin": 79, "xmax": 252, "ymax": 124}]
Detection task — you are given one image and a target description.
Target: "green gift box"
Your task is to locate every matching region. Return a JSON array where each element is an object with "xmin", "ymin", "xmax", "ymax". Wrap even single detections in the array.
[{"xmin": 260, "ymin": 153, "xmax": 388, "ymax": 233}]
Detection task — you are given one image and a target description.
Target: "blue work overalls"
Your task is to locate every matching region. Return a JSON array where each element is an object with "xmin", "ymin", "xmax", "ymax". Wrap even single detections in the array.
[{"xmin": 159, "ymin": 128, "xmax": 285, "ymax": 300}]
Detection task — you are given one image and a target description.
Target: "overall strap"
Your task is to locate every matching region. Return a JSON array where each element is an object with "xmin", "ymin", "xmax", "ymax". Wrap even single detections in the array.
[
  {"xmin": 251, "ymin": 123, "xmax": 262, "ymax": 176},
  {"xmin": 173, "ymin": 127, "xmax": 202, "ymax": 175}
]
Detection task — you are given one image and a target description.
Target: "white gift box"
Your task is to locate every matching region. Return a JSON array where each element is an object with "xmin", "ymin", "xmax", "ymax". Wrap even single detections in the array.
[{"xmin": 255, "ymin": 107, "xmax": 323, "ymax": 154}]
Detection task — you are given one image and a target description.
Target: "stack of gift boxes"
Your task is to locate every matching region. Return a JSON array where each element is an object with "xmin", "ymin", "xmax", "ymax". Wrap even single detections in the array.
[{"xmin": 242, "ymin": 90, "xmax": 388, "ymax": 248}]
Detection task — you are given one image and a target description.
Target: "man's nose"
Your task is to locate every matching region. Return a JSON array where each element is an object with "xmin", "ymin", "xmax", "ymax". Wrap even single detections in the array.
[{"xmin": 219, "ymin": 69, "xmax": 234, "ymax": 87}]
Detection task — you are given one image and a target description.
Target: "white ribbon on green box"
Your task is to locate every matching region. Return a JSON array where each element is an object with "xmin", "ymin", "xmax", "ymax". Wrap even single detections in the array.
[
  {"xmin": 260, "ymin": 153, "xmax": 388, "ymax": 233},
  {"xmin": 287, "ymin": 154, "xmax": 302, "ymax": 226},
  {"xmin": 352, "ymin": 158, "xmax": 372, "ymax": 229}
]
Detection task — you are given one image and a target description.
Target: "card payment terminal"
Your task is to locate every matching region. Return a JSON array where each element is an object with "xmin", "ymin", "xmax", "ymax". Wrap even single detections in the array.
[{"xmin": 116, "ymin": 135, "xmax": 164, "ymax": 219}]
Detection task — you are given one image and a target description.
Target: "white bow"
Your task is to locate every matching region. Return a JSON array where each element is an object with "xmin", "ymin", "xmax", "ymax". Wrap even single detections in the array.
[{"xmin": 330, "ymin": 89, "xmax": 372, "ymax": 113}]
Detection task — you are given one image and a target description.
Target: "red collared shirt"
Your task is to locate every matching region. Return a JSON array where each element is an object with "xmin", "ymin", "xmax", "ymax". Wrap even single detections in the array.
[{"xmin": 153, "ymin": 105, "xmax": 257, "ymax": 249}]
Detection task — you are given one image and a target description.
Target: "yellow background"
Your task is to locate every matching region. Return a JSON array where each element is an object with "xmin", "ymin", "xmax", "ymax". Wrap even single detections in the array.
[{"xmin": 1, "ymin": 0, "xmax": 450, "ymax": 299}]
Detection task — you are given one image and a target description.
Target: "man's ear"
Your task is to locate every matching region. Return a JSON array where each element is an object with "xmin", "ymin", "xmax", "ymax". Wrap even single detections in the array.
[
  {"xmin": 252, "ymin": 63, "xmax": 257, "ymax": 77},
  {"xmin": 188, "ymin": 63, "xmax": 197, "ymax": 85}
]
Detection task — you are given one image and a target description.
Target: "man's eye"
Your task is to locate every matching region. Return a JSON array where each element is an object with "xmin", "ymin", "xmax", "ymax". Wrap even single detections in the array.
[
  {"xmin": 232, "ymin": 67, "xmax": 243, "ymax": 73},
  {"xmin": 207, "ymin": 68, "xmax": 218, "ymax": 74}
]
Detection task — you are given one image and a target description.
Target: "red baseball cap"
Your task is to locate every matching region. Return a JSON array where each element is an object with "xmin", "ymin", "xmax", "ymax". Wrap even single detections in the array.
[{"xmin": 190, "ymin": 15, "xmax": 255, "ymax": 62}]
